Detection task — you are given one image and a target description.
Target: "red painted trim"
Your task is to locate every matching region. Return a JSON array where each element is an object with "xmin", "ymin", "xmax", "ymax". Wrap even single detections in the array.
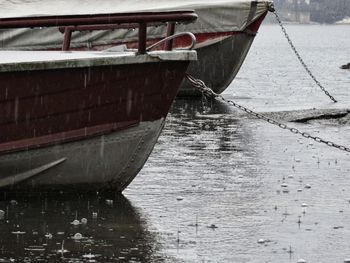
[
  {"xmin": 123, "ymin": 13, "xmax": 267, "ymax": 50},
  {"xmin": 247, "ymin": 11, "xmax": 268, "ymax": 33},
  {"xmin": 0, "ymin": 120, "xmax": 138, "ymax": 154},
  {"xmin": 50, "ymin": 11, "xmax": 268, "ymax": 52},
  {"xmin": 138, "ymin": 22, "xmax": 147, "ymax": 54},
  {"xmin": 62, "ymin": 27, "xmax": 72, "ymax": 51},
  {"xmin": 165, "ymin": 22, "xmax": 176, "ymax": 50},
  {"xmin": 121, "ymin": 31, "xmax": 237, "ymax": 51}
]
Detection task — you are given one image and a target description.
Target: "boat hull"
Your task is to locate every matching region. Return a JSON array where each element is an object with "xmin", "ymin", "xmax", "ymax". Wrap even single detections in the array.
[
  {"xmin": 0, "ymin": 5, "xmax": 269, "ymax": 96},
  {"xmin": 0, "ymin": 51, "xmax": 195, "ymax": 191},
  {"xmin": 178, "ymin": 32, "xmax": 255, "ymax": 96},
  {"xmin": 0, "ymin": 119, "xmax": 164, "ymax": 192}
]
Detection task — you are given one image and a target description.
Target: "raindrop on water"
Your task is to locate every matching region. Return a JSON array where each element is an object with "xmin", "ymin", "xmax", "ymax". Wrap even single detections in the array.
[
  {"xmin": 72, "ymin": 233, "xmax": 83, "ymax": 240},
  {"xmin": 105, "ymin": 199, "xmax": 113, "ymax": 205},
  {"xmin": 10, "ymin": 200, "xmax": 18, "ymax": 205},
  {"xmin": 45, "ymin": 233, "xmax": 53, "ymax": 239},
  {"xmin": 0, "ymin": 210, "xmax": 4, "ymax": 220},
  {"xmin": 82, "ymin": 253, "xmax": 97, "ymax": 259},
  {"xmin": 71, "ymin": 219, "xmax": 80, "ymax": 226},
  {"xmin": 257, "ymin": 239, "xmax": 265, "ymax": 244}
]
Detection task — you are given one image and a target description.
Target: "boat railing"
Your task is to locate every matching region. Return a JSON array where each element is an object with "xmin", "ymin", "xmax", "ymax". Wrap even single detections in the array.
[{"xmin": 0, "ymin": 11, "xmax": 198, "ymax": 54}]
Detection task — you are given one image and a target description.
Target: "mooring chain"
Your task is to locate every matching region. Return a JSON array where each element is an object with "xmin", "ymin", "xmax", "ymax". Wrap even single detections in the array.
[
  {"xmin": 186, "ymin": 74, "xmax": 350, "ymax": 153},
  {"xmin": 267, "ymin": 4, "xmax": 337, "ymax": 103}
]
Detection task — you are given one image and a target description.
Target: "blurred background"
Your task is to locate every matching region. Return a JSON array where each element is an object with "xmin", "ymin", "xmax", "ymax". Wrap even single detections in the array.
[{"xmin": 267, "ymin": 0, "xmax": 350, "ymax": 24}]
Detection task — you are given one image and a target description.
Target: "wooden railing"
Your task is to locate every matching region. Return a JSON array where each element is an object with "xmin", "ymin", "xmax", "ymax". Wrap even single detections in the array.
[{"xmin": 0, "ymin": 11, "xmax": 197, "ymax": 54}]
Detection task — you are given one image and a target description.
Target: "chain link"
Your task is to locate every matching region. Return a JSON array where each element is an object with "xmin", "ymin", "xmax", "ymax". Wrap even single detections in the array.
[
  {"xmin": 269, "ymin": 5, "xmax": 337, "ymax": 103},
  {"xmin": 185, "ymin": 74, "xmax": 350, "ymax": 153}
]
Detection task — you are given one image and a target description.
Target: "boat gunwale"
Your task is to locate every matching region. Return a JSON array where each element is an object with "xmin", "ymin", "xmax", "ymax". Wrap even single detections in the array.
[{"xmin": 0, "ymin": 50, "xmax": 197, "ymax": 72}]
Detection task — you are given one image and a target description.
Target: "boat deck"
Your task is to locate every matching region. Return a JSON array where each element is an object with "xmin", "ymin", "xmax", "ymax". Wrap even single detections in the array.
[{"xmin": 0, "ymin": 50, "xmax": 196, "ymax": 72}]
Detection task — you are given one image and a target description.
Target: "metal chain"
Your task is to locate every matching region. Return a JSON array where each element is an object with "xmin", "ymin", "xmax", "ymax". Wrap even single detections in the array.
[
  {"xmin": 268, "ymin": 5, "xmax": 337, "ymax": 103},
  {"xmin": 185, "ymin": 74, "xmax": 350, "ymax": 153}
]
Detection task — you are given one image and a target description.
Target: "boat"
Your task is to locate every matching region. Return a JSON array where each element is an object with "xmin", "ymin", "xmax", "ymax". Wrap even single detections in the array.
[
  {"xmin": 341, "ymin": 63, "xmax": 350, "ymax": 69},
  {"xmin": 0, "ymin": 10, "xmax": 197, "ymax": 192},
  {"xmin": 335, "ymin": 16, "xmax": 350, "ymax": 25},
  {"xmin": 0, "ymin": 0, "xmax": 272, "ymax": 96}
]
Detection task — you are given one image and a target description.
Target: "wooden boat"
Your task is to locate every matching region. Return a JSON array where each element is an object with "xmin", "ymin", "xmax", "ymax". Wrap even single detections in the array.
[
  {"xmin": 0, "ymin": 0, "xmax": 272, "ymax": 96},
  {"xmin": 0, "ymin": 11, "xmax": 197, "ymax": 192}
]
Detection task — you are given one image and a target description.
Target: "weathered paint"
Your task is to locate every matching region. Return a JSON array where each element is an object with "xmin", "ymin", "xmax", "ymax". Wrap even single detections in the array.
[
  {"xmin": 0, "ymin": 119, "xmax": 165, "ymax": 192},
  {"xmin": 0, "ymin": 57, "xmax": 191, "ymax": 152},
  {"xmin": 0, "ymin": 51, "xmax": 193, "ymax": 191}
]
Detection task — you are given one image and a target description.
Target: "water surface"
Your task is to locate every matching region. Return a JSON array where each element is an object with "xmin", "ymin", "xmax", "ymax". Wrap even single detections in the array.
[
  {"xmin": 126, "ymin": 24, "xmax": 350, "ymax": 262},
  {"xmin": 1, "ymin": 24, "xmax": 350, "ymax": 262}
]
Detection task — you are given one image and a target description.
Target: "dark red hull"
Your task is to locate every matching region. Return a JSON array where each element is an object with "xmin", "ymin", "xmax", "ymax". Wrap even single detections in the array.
[
  {"xmin": 0, "ymin": 51, "xmax": 196, "ymax": 191},
  {"xmin": 0, "ymin": 60, "xmax": 188, "ymax": 154},
  {"xmin": 0, "ymin": 10, "xmax": 197, "ymax": 191}
]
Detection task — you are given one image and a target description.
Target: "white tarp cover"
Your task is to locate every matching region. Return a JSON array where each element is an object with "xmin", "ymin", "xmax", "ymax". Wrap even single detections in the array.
[{"xmin": 0, "ymin": 0, "xmax": 272, "ymax": 49}]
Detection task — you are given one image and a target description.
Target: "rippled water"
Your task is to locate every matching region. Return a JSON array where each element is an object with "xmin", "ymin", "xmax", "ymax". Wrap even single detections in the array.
[
  {"xmin": 126, "ymin": 24, "xmax": 350, "ymax": 262},
  {"xmin": 1, "ymin": 24, "xmax": 349, "ymax": 262}
]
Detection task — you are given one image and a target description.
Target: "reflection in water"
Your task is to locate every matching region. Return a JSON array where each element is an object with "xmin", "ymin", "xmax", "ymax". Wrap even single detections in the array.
[
  {"xmin": 0, "ymin": 192, "xmax": 157, "ymax": 262},
  {"xmin": 126, "ymin": 97, "xmax": 268, "ymax": 262},
  {"xmin": 170, "ymin": 97, "xmax": 255, "ymax": 155},
  {"xmin": 127, "ymin": 92, "xmax": 350, "ymax": 262}
]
